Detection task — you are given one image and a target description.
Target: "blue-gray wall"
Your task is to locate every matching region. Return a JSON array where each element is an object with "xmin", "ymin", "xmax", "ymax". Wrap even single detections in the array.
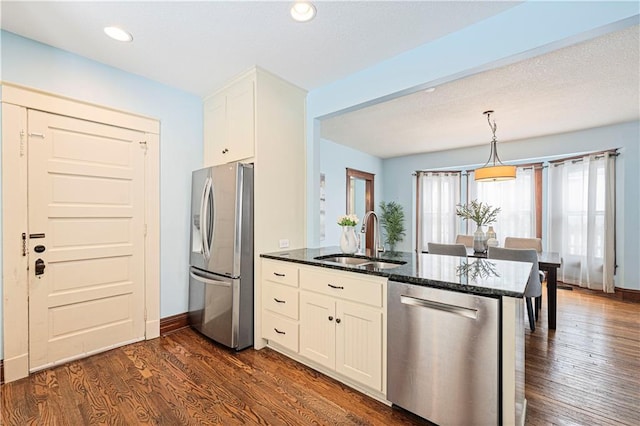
[
  {"xmin": 319, "ymin": 138, "xmax": 383, "ymax": 247},
  {"xmin": 0, "ymin": 31, "xmax": 203, "ymax": 359}
]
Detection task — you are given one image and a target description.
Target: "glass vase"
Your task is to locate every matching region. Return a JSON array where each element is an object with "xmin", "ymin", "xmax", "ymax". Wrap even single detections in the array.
[
  {"xmin": 340, "ymin": 226, "xmax": 358, "ymax": 254},
  {"xmin": 473, "ymin": 225, "xmax": 486, "ymax": 253}
]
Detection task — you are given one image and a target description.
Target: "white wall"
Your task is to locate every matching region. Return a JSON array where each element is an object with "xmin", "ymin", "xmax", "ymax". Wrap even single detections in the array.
[
  {"xmin": 306, "ymin": 1, "xmax": 639, "ymax": 247},
  {"xmin": 0, "ymin": 31, "xmax": 203, "ymax": 359},
  {"xmin": 319, "ymin": 138, "xmax": 383, "ymax": 247},
  {"xmin": 382, "ymin": 121, "xmax": 639, "ymax": 290}
]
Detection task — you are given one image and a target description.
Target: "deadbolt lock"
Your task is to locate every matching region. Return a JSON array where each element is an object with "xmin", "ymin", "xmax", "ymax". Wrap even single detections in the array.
[{"xmin": 35, "ymin": 258, "xmax": 46, "ymax": 276}]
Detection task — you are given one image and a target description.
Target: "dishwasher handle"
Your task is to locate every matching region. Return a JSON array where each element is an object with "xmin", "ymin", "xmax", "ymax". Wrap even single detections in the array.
[{"xmin": 400, "ymin": 294, "xmax": 478, "ymax": 320}]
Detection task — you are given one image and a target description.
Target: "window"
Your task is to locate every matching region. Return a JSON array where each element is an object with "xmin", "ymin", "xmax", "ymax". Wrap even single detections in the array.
[
  {"xmin": 548, "ymin": 153, "xmax": 616, "ymax": 291},
  {"xmin": 468, "ymin": 166, "xmax": 537, "ymax": 240},
  {"xmin": 416, "ymin": 171, "xmax": 461, "ymax": 251}
]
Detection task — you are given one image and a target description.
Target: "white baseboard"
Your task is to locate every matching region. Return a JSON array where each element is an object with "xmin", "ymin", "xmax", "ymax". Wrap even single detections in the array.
[{"xmin": 4, "ymin": 352, "xmax": 29, "ymax": 383}]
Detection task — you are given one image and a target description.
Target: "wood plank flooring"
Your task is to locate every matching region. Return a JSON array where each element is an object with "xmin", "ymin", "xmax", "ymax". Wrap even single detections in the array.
[{"xmin": 1, "ymin": 284, "xmax": 639, "ymax": 425}]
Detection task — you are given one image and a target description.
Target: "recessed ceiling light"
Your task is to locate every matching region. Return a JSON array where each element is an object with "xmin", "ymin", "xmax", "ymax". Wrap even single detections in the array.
[
  {"xmin": 290, "ymin": 1, "xmax": 316, "ymax": 23},
  {"xmin": 424, "ymin": 87, "xmax": 436, "ymax": 93},
  {"xmin": 104, "ymin": 26, "xmax": 133, "ymax": 42}
]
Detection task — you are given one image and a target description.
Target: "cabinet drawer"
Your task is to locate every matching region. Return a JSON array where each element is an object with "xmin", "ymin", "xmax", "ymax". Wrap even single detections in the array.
[
  {"xmin": 262, "ymin": 311, "xmax": 299, "ymax": 353},
  {"xmin": 300, "ymin": 267, "xmax": 384, "ymax": 307},
  {"xmin": 262, "ymin": 260, "xmax": 299, "ymax": 287},
  {"xmin": 263, "ymin": 282, "xmax": 299, "ymax": 320}
]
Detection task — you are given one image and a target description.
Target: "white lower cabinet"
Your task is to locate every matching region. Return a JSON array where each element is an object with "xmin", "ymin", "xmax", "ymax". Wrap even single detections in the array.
[
  {"xmin": 261, "ymin": 260, "xmax": 300, "ymax": 352},
  {"xmin": 299, "ymin": 292, "xmax": 335, "ymax": 368},
  {"xmin": 300, "ymin": 291, "xmax": 383, "ymax": 391},
  {"xmin": 261, "ymin": 259, "xmax": 386, "ymax": 395}
]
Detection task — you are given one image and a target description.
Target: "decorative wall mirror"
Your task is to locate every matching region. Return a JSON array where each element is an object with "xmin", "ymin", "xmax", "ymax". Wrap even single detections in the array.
[{"xmin": 346, "ymin": 168, "xmax": 375, "ymax": 252}]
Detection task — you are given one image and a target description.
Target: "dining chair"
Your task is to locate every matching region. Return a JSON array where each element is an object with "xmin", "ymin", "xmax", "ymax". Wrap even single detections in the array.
[
  {"xmin": 487, "ymin": 247, "xmax": 542, "ymax": 332},
  {"xmin": 455, "ymin": 234, "xmax": 474, "ymax": 248},
  {"xmin": 504, "ymin": 237, "xmax": 544, "ymax": 314},
  {"xmin": 504, "ymin": 237, "xmax": 542, "ymax": 252},
  {"xmin": 427, "ymin": 242, "xmax": 468, "ymax": 257}
]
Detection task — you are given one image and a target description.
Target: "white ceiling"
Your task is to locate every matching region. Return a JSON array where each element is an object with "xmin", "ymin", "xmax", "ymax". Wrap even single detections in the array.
[
  {"xmin": 1, "ymin": 2, "xmax": 638, "ymax": 160},
  {"xmin": 321, "ymin": 24, "xmax": 640, "ymax": 158},
  {"xmin": 0, "ymin": 0, "xmax": 519, "ymax": 96}
]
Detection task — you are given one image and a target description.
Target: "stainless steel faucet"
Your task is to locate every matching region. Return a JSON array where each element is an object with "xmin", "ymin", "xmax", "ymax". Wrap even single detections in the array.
[{"xmin": 360, "ymin": 211, "xmax": 385, "ymax": 256}]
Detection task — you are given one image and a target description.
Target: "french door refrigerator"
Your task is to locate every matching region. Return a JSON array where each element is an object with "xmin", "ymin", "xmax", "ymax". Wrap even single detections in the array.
[{"xmin": 188, "ymin": 162, "xmax": 254, "ymax": 350}]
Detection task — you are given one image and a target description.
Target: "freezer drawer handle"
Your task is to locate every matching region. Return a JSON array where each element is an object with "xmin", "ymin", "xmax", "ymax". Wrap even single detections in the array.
[
  {"xmin": 400, "ymin": 295, "xmax": 478, "ymax": 320},
  {"xmin": 274, "ymin": 328, "xmax": 286, "ymax": 335},
  {"xmin": 328, "ymin": 283, "xmax": 344, "ymax": 290},
  {"xmin": 273, "ymin": 272, "xmax": 286, "ymax": 277},
  {"xmin": 273, "ymin": 298, "xmax": 286, "ymax": 304},
  {"xmin": 189, "ymin": 271, "xmax": 231, "ymax": 287}
]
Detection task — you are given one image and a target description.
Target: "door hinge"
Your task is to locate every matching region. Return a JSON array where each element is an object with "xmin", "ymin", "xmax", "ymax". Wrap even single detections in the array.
[
  {"xmin": 20, "ymin": 130, "xmax": 26, "ymax": 156},
  {"xmin": 139, "ymin": 140, "xmax": 148, "ymax": 154},
  {"xmin": 22, "ymin": 232, "xmax": 28, "ymax": 256}
]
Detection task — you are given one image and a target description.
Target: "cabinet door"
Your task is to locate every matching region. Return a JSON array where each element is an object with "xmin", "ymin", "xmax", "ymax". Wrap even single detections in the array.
[
  {"xmin": 335, "ymin": 300, "xmax": 383, "ymax": 391},
  {"xmin": 225, "ymin": 78, "xmax": 255, "ymax": 162},
  {"xmin": 203, "ymin": 94, "xmax": 227, "ymax": 166},
  {"xmin": 299, "ymin": 292, "xmax": 335, "ymax": 369}
]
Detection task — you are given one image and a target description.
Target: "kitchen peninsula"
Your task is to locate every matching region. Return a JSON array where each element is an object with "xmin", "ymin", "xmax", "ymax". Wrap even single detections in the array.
[{"xmin": 260, "ymin": 247, "xmax": 532, "ymax": 425}]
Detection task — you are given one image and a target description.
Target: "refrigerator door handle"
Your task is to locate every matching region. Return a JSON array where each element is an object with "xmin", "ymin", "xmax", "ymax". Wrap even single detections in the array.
[
  {"xmin": 189, "ymin": 270, "xmax": 231, "ymax": 287},
  {"xmin": 198, "ymin": 177, "xmax": 207, "ymax": 256},
  {"xmin": 202, "ymin": 177, "xmax": 213, "ymax": 259}
]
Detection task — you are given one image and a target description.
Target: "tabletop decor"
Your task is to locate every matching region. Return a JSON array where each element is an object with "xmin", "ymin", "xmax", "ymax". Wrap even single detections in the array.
[
  {"xmin": 337, "ymin": 214, "xmax": 359, "ymax": 254},
  {"xmin": 456, "ymin": 200, "xmax": 500, "ymax": 253}
]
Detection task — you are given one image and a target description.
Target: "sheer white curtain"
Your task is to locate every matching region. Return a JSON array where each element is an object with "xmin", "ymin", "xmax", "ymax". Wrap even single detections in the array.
[
  {"xmin": 549, "ymin": 153, "xmax": 616, "ymax": 292},
  {"xmin": 417, "ymin": 172, "xmax": 461, "ymax": 251},
  {"xmin": 468, "ymin": 167, "xmax": 536, "ymax": 241}
]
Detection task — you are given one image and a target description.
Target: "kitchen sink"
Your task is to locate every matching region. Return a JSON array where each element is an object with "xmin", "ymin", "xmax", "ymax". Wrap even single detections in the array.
[
  {"xmin": 315, "ymin": 255, "xmax": 406, "ymax": 270},
  {"xmin": 365, "ymin": 261, "xmax": 404, "ymax": 270},
  {"xmin": 315, "ymin": 255, "xmax": 372, "ymax": 266}
]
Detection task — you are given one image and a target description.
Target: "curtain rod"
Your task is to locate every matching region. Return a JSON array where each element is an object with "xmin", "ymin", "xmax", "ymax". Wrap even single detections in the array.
[
  {"xmin": 549, "ymin": 149, "xmax": 619, "ymax": 165},
  {"xmin": 413, "ymin": 170, "xmax": 463, "ymax": 176}
]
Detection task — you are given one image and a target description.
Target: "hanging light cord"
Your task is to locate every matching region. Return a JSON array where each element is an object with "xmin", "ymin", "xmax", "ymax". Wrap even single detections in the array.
[{"xmin": 482, "ymin": 110, "xmax": 504, "ymax": 167}]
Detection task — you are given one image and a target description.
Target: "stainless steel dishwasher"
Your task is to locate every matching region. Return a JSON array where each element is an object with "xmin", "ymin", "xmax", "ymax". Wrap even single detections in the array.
[{"xmin": 387, "ymin": 281, "xmax": 500, "ymax": 425}]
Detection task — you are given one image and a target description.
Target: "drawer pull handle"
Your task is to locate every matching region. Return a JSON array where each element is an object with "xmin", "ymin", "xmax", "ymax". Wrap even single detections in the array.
[
  {"xmin": 328, "ymin": 316, "xmax": 334, "ymax": 321},
  {"xmin": 273, "ymin": 272, "xmax": 286, "ymax": 277},
  {"xmin": 274, "ymin": 328, "xmax": 286, "ymax": 335},
  {"xmin": 328, "ymin": 283, "xmax": 344, "ymax": 289},
  {"xmin": 335, "ymin": 318, "xmax": 341, "ymax": 324},
  {"xmin": 274, "ymin": 298, "xmax": 286, "ymax": 304}
]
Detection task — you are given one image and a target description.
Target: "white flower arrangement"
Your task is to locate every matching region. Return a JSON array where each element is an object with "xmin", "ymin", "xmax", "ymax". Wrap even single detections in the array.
[{"xmin": 337, "ymin": 214, "xmax": 359, "ymax": 227}]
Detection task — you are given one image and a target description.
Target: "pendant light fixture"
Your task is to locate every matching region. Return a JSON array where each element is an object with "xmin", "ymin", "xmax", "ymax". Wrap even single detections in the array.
[{"xmin": 474, "ymin": 110, "xmax": 516, "ymax": 182}]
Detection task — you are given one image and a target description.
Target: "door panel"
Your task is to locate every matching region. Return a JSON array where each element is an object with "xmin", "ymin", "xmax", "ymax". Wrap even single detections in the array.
[
  {"xmin": 299, "ymin": 292, "xmax": 335, "ymax": 369},
  {"xmin": 207, "ymin": 163, "xmax": 239, "ymax": 276},
  {"xmin": 335, "ymin": 301, "xmax": 383, "ymax": 390},
  {"xmin": 28, "ymin": 110, "xmax": 145, "ymax": 371}
]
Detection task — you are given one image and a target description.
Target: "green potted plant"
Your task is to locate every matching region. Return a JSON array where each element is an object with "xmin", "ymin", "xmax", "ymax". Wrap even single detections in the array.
[
  {"xmin": 379, "ymin": 201, "xmax": 406, "ymax": 252},
  {"xmin": 455, "ymin": 199, "xmax": 500, "ymax": 252}
]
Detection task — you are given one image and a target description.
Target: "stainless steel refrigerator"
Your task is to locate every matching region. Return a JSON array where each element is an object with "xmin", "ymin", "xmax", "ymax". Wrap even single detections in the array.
[{"xmin": 188, "ymin": 162, "xmax": 254, "ymax": 350}]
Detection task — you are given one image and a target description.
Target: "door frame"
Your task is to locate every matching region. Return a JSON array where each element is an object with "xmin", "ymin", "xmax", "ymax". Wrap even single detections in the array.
[
  {"xmin": 1, "ymin": 83, "xmax": 160, "ymax": 382},
  {"xmin": 345, "ymin": 168, "xmax": 375, "ymax": 251}
]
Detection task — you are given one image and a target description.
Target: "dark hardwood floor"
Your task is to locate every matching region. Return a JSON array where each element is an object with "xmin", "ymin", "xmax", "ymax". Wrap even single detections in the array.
[{"xmin": 1, "ymin": 284, "xmax": 639, "ymax": 425}]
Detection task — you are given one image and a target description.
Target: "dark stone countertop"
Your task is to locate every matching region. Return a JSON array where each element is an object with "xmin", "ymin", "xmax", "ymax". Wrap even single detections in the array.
[{"xmin": 260, "ymin": 246, "xmax": 532, "ymax": 298}]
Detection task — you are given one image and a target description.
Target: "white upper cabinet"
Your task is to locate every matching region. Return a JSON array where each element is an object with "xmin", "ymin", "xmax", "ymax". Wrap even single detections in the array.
[{"xmin": 204, "ymin": 75, "xmax": 255, "ymax": 165}]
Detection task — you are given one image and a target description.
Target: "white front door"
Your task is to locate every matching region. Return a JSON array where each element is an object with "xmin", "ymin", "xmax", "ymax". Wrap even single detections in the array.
[{"xmin": 28, "ymin": 110, "xmax": 146, "ymax": 371}]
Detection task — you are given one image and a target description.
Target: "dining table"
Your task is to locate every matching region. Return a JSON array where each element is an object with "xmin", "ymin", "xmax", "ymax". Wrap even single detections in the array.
[{"xmin": 465, "ymin": 247, "xmax": 562, "ymax": 330}]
